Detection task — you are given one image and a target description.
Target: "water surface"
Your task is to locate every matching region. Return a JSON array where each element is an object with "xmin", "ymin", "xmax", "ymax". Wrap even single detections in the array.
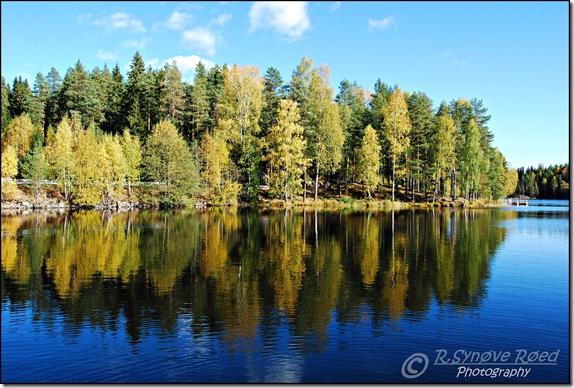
[{"xmin": 1, "ymin": 202, "xmax": 569, "ymax": 383}]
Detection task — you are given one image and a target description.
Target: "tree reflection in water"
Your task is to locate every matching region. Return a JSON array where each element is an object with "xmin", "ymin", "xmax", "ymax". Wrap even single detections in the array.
[{"xmin": 2, "ymin": 207, "xmax": 511, "ymax": 346}]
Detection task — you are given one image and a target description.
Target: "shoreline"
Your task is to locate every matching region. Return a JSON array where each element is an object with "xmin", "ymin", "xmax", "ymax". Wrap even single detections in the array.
[{"xmin": 0, "ymin": 194, "xmax": 505, "ymax": 214}]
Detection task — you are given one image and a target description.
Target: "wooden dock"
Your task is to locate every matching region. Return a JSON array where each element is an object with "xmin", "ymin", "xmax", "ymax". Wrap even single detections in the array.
[{"xmin": 500, "ymin": 198, "xmax": 530, "ymax": 206}]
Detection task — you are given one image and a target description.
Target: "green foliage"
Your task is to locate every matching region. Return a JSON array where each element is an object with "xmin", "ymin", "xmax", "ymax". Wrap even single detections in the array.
[
  {"xmin": 2, "ymin": 51, "xmax": 534, "ymax": 207},
  {"xmin": 515, "ymin": 164, "xmax": 569, "ymax": 199},
  {"xmin": 120, "ymin": 128, "xmax": 142, "ymax": 197},
  {"xmin": 357, "ymin": 124, "xmax": 381, "ymax": 198},
  {"xmin": 59, "ymin": 60, "xmax": 105, "ymax": 128},
  {"xmin": 265, "ymin": 99, "xmax": 306, "ymax": 201},
  {"xmin": 160, "ymin": 61, "xmax": 185, "ymax": 122},
  {"xmin": 3, "ymin": 113, "xmax": 35, "ymax": 160},
  {"xmin": 8, "ymin": 76, "xmax": 31, "ymax": 119},
  {"xmin": 144, "ymin": 120, "xmax": 200, "ymax": 206},
  {"xmin": 458, "ymin": 119, "xmax": 484, "ymax": 201},
  {"xmin": 1, "ymin": 76, "xmax": 11, "ymax": 132},
  {"xmin": 21, "ymin": 130, "xmax": 47, "ymax": 198},
  {"xmin": 70, "ymin": 125, "xmax": 102, "ymax": 206},
  {"xmin": 99, "ymin": 133, "xmax": 127, "ymax": 203},
  {"xmin": 382, "ymin": 87, "xmax": 411, "ymax": 201},
  {"xmin": 45, "ymin": 117, "xmax": 75, "ymax": 201}
]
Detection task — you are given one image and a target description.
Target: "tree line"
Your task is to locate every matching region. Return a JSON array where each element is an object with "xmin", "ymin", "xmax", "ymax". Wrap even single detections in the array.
[
  {"xmin": 1, "ymin": 51, "xmax": 522, "ymax": 207},
  {"xmin": 513, "ymin": 164, "xmax": 569, "ymax": 199}
]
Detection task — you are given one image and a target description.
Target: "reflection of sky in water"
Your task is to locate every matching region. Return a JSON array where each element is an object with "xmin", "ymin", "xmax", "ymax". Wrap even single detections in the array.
[{"xmin": 1, "ymin": 204, "xmax": 569, "ymax": 383}]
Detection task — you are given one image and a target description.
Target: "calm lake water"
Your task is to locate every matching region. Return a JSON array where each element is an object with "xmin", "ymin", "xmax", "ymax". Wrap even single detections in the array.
[{"xmin": 1, "ymin": 201, "xmax": 569, "ymax": 383}]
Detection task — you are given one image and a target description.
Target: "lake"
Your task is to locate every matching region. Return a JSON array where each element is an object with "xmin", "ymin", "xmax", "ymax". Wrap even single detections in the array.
[{"xmin": 1, "ymin": 200, "xmax": 569, "ymax": 383}]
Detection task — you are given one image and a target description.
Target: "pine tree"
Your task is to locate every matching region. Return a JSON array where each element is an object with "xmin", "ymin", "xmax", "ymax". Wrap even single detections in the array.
[
  {"xmin": 336, "ymin": 79, "xmax": 369, "ymax": 190},
  {"xmin": 405, "ymin": 91, "xmax": 434, "ymax": 201},
  {"xmin": 45, "ymin": 67, "xmax": 63, "ymax": 129},
  {"xmin": 103, "ymin": 64, "xmax": 126, "ymax": 134},
  {"xmin": 29, "ymin": 72, "xmax": 50, "ymax": 129},
  {"xmin": 187, "ymin": 62, "xmax": 210, "ymax": 141},
  {"xmin": 1, "ymin": 76, "xmax": 11, "ymax": 132},
  {"xmin": 9, "ymin": 76, "xmax": 32, "ymax": 118},
  {"xmin": 125, "ymin": 52, "xmax": 147, "ymax": 139},
  {"xmin": 160, "ymin": 61, "xmax": 185, "ymax": 122},
  {"xmin": 59, "ymin": 60, "xmax": 104, "ymax": 127}
]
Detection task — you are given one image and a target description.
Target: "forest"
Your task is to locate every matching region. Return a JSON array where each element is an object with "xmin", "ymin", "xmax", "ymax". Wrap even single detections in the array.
[{"xmin": 1, "ymin": 51, "xmax": 559, "ymax": 208}]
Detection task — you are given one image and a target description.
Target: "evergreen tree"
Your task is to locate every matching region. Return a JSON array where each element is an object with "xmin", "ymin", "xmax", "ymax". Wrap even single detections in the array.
[
  {"xmin": 186, "ymin": 62, "xmax": 210, "ymax": 141},
  {"xmin": 21, "ymin": 129, "xmax": 47, "ymax": 198},
  {"xmin": 102, "ymin": 64, "xmax": 125, "ymax": 134},
  {"xmin": 8, "ymin": 76, "xmax": 32, "ymax": 118},
  {"xmin": 406, "ymin": 91, "xmax": 434, "ymax": 200},
  {"xmin": 205, "ymin": 65, "xmax": 225, "ymax": 133},
  {"xmin": 59, "ymin": 60, "xmax": 104, "ymax": 127},
  {"xmin": 1, "ymin": 76, "xmax": 11, "ymax": 133},
  {"xmin": 141, "ymin": 66, "xmax": 161, "ymax": 138},
  {"xmin": 29, "ymin": 72, "xmax": 50, "ymax": 129},
  {"xmin": 45, "ymin": 67, "xmax": 63, "ymax": 129},
  {"xmin": 160, "ymin": 61, "xmax": 185, "ymax": 122},
  {"xmin": 125, "ymin": 52, "xmax": 147, "ymax": 140},
  {"xmin": 336, "ymin": 79, "xmax": 368, "ymax": 188}
]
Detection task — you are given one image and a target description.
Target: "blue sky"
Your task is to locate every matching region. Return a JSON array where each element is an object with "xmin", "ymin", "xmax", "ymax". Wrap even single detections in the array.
[{"xmin": 1, "ymin": 1, "xmax": 569, "ymax": 169}]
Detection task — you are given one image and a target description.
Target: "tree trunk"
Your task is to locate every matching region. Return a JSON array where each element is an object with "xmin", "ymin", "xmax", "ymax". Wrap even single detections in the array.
[
  {"xmin": 303, "ymin": 165, "xmax": 307, "ymax": 203},
  {"xmin": 433, "ymin": 171, "xmax": 439, "ymax": 203},
  {"xmin": 392, "ymin": 155, "xmax": 396, "ymax": 202},
  {"xmin": 314, "ymin": 166, "xmax": 319, "ymax": 202},
  {"xmin": 451, "ymin": 168, "xmax": 457, "ymax": 199}
]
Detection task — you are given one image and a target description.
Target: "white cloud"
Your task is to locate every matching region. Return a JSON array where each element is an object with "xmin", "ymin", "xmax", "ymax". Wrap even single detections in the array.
[
  {"xmin": 147, "ymin": 58, "xmax": 160, "ymax": 69},
  {"xmin": 368, "ymin": 16, "xmax": 395, "ymax": 32},
  {"xmin": 97, "ymin": 49, "xmax": 116, "ymax": 61},
  {"xmin": 330, "ymin": 2, "xmax": 341, "ymax": 12},
  {"xmin": 164, "ymin": 55, "xmax": 215, "ymax": 81},
  {"xmin": 123, "ymin": 38, "xmax": 151, "ymax": 50},
  {"xmin": 212, "ymin": 13, "xmax": 232, "ymax": 26},
  {"xmin": 93, "ymin": 12, "xmax": 146, "ymax": 33},
  {"xmin": 248, "ymin": 2, "xmax": 310, "ymax": 40},
  {"xmin": 164, "ymin": 11, "xmax": 194, "ymax": 30},
  {"xmin": 181, "ymin": 27, "xmax": 217, "ymax": 56}
]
